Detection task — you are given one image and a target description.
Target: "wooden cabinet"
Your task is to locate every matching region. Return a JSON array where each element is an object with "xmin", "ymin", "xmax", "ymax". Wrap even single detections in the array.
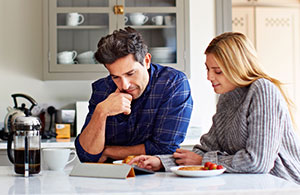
[
  {"xmin": 232, "ymin": 0, "xmax": 300, "ymax": 128},
  {"xmin": 43, "ymin": 0, "xmax": 190, "ymax": 80}
]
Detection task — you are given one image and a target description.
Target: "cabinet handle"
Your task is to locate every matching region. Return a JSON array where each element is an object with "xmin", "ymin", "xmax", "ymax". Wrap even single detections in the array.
[{"xmin": 114, "ymin": 5, "xmax": 124, "ymax": 15}]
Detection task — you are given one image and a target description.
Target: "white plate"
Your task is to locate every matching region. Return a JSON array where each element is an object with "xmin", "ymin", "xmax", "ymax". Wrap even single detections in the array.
[
  {"xmin": 170, "ymin": 166, "xmax": 226, "ymax": 177},
  {"xmin": 112, "ymin": 160, "xmax": 123, "ymax": 164}
]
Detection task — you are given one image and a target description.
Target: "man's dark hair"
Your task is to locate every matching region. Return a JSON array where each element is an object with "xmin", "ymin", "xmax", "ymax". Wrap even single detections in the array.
[{"xmin": 94, "ymin": 27, "xmax": 148, "ymax": 65}]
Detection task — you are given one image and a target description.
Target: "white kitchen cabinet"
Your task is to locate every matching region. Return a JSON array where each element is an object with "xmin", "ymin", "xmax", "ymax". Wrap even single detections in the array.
[
  {"xmin": 0, "ymin": 150, "xmax": 12, "ymax": 166},
  {"xmin": 43, "ymin": 0, "xmax": 190, "ymax": 80},
  {"xmin": 232, "ymin": 0, "xmax": 300, "ymax": 6},
  {"xmin": 231, "ymin": 7, "xmax": 255, "ymax": 45},
  {"xmin": 232, "ymin": 0, "xmax": 300, "ymax": 129}
]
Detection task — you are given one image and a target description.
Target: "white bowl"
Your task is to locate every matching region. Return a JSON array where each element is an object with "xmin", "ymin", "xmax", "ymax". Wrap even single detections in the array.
[
  {"xmin": 152, "ymin": 56, "xmax": 175, "ymax": 63},
  {"xmin": 149, "ymin": 47, "xmax": 174, "ymax": 53},
  {"xmin": 149, "ymin": 47, "xmax": 175, "ymax": 59},
  {"xmin": 77, "ymin": 51, "xmax": 97, "ymax": 64}
]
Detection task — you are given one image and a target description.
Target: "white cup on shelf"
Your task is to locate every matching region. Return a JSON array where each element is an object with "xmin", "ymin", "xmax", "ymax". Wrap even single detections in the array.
[
  {"xmin": 43, "ymin": 148, "xmax": 76, "ymax": 171},
  {"xmin": 66, "ymin": 13, "xmax": 84, "ymax": 26},
  {"xmin": 164, "ymin": 15, "xmax": 175, "ymax": 26},
  {"xmin": 77, "ymin": 51, "xmax": 97, "ymax": 64},
  {"xmin": 152, "ymin": 15, "xmax": 163, "ymax": 25},
  {"xmin": 129, "ymin": 13, "xmax": 148, "ymax": 25},
  {"xmin": 124, "ymin": 16, "xmax": 129, "ymax": 24},
  {"xmin": 57, "ymin": 51, "xmax": 77, "ymax": 64}
]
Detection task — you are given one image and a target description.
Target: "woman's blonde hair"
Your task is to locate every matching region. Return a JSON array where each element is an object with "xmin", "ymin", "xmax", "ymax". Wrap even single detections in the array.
[{"xmin": 205, "ymin": 32, "xmax": 295, "ymax": 124}]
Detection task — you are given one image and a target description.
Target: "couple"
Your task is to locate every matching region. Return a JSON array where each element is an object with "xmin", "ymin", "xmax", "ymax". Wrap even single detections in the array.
[{"xmin": 75, "ymin": 27, "xmax": 300, "ymax": 184}]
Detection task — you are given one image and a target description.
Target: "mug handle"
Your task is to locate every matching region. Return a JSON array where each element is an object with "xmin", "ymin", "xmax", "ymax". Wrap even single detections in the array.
[
  {"xmin": 143, "ymin": 16, "xmax": 149, "ymax": 24},
  {"xmin": 72, "ymin": 51, "xmax": 77, "ymax": 60},
  {"xmin": 66, "ymin": 150, "xmax": 76, "ymax": 165},
  {"xmin": 151, "ymin": 17, "xmax": 156, "ymax": 23},
  {"xmin": 78, "ymin": 14, "xmax": 84, "ymax": 25},
  {"xmin": 124, "ymin": 16, "xmax": 128, "ymax": 24}
]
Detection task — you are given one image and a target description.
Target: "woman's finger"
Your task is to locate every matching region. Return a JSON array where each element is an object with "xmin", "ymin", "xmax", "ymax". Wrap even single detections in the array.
[{"xmin": 173, "ymin": 152, "xmax": 186, "ymax": 159}]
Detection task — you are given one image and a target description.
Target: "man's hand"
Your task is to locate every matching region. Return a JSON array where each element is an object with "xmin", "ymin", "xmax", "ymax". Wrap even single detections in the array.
[
  {"xmin": 173, "ymin": 148, "xmax": 203, "ymax": 165},
  {"xmin": 98, "ymin": 88, "xmax": 132, "ymax": 116},
  {"xmin": 98, "ymin": 154, "xmax": 108, "ymax": 163}
]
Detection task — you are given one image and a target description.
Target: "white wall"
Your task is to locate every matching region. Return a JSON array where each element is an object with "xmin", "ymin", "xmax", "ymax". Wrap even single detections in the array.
[
  {"xmin": 188, "ymin": 0, "xmax": 216, "ymax": 134},
  {"xmin": 0, "ymin": 0, "xmax": 216, "ymax": 135},
  {"xmin": 0, "ymin": 0, "xmax": 92, "ymax": 126}
]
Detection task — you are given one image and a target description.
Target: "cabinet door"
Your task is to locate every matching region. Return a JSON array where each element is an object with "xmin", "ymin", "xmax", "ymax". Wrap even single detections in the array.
[
  {"xmin": 232, "ymin": 0, "xmax": 299, "ymax": 6},
  {"xmin": 44, "ymin": 0, "xmax": 115, "ymax": 80},
  {"xmin": 255, "ymin": 7, "xmax": 299, "ymax": 101},
  {"xmin": 44, "ymin": 0, "xmax": 189, "ymax": 80},
  {"xmin": 232, "ymin": 7, "xmax": 255, "ymax": 46},
  {"xmin": 232, "ymin": 0, "xmax": 254, "ymax": 5},
  {"xmin": 118, "ymin": 0, "xmax": 189, "ymax": 74}
]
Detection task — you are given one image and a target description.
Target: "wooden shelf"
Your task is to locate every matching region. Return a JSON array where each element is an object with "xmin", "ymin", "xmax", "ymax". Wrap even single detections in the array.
[
  {"xmin": 126, "ymin": 25, "xmax": 175, "ymax": 29},
  {"xmin": 57, "ymin": 25, "xmax": 107, "ymax": 30}
]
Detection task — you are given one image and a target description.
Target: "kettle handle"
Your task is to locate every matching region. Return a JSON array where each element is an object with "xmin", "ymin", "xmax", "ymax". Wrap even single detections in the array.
[
  {"xmin": 12, "ymin": 93, "xmax": 37, "ymax": 113},
  {"xmin": 7, "ymin": 132, "xmax": 14, "ymax": 164}
]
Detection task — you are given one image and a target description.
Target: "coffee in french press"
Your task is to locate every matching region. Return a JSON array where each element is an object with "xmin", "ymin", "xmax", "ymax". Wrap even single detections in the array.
[{"xmin": 7, "ymin": 115, "xmax": 41, "ymax": 176}]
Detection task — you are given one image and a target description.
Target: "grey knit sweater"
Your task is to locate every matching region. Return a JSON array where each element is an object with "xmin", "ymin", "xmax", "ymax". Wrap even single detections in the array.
[{"xmin": 158, "ymin": 78, "xmax": 300, "ymax": 184}]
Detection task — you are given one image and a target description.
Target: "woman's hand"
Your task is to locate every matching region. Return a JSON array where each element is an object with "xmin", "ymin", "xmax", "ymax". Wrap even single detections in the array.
[
  {"xmin": 128, "ymin": 155, "xmax": 163, "ymax": 171},
  {"xmin": 173, "ymin": 149, "xmax": 203, "ymax": 165}
]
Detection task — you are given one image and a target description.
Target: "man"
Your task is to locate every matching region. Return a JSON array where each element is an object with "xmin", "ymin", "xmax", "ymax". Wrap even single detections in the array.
[{"xmin": 75, "ymin": 27, "xmax": 193, "ymax": 163}]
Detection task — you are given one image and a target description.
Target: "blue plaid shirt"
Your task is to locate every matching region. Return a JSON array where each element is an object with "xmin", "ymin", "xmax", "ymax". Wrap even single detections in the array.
[{"xmin": 75, "ymin": 63, "xmax": 193, "ymax": 162}]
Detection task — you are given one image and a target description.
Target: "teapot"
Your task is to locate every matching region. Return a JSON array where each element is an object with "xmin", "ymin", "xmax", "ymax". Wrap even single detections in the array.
[
  {"xmin": 2, "ymin": 93, "xmax": 38, "ymax": 140},
  {"xmin": 128, "ymin": 13, "xmax": 148, "ymax": 25},
  {"xmin": 7, "ymin": 115, "xmax": 41, "ymax": 177}
]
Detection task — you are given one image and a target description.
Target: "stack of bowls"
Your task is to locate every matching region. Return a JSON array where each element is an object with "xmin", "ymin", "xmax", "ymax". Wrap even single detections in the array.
[{"xmin": 149, "ymin": 47, "xmax": 175, "ymax": 63}]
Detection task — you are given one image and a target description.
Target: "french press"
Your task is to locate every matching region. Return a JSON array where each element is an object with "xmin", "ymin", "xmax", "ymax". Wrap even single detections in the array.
[{"xmin": 7, "ymin": 115, "xmax": 41, "ymax": 177}]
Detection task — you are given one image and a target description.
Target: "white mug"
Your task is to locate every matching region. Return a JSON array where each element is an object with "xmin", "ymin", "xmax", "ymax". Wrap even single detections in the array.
[
  {"xmin": 152, "ymin": 15, "xmax": 163, "ymax": 25},
  {"xmin": 66, "ymin": 13, "xmax": 84, "ymax": 26},
  {"xmin": 129, "ymin": 13, "xmax": 148, "ymax": 25},
  {"xmin": 164, "ymin": 15, "xmax": 175, "ymax": 26},
  {"xmin": 124, "ymin": 16, "xmax": 129, "ymax": 24},
  {"xmin": 57, "ymin": 51, "xmax": 77, "ymax": 64},
  {"xmin": 43, "ymin": 148, "xmax": 76, "ymax": 171},
  {"xmin": 77, "ymin": 51, "xmax": 97, "ymax": 64}
]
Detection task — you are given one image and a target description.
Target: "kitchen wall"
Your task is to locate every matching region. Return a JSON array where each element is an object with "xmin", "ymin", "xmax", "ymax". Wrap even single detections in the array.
[{"xmin": 0, "ymin": 0, "xmax": 216, "ymax": 135}]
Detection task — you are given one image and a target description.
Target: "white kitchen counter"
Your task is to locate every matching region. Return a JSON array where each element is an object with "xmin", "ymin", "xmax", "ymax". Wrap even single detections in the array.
[{"xmin": 0, "ymin": 166, "xmax": 299, "ymax": 195}]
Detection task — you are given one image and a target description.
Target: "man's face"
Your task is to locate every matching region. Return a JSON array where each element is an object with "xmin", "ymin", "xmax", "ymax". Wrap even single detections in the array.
[{"xmin": 106, "ymin": 54, "xmax": 151, "ymax": 99}]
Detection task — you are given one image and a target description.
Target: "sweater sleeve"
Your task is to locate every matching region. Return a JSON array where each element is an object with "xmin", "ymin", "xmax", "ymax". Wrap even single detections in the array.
[
  {"xmin": 204, "ymin": 80, "xmax": 287, "ymax": 173},
  {"xmin": 156, "ymin": 154, "xmax": 176, "ymax": 171},
  {"xmin": 192, "ymin": 122, "xmax": 221, "ymax": 157}
]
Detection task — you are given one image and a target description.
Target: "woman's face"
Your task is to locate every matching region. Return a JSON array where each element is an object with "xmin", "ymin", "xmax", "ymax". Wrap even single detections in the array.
[{"xmin": 205, "ymin": 53, "xmax": 237, "ymax": 94}]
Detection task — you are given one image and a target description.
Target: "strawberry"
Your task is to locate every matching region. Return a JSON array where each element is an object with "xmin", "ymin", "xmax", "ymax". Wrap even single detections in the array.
[
  {"xmin": 204, "ymin": 162, "xmax": 212, "ymax": 168},
  {"xmin": 217, "ymin": 165, "xmax": 224, "ymax": 170},
  {"xmin": 209, "ymin": 163, "xmax": 217, "ymax": 170}
]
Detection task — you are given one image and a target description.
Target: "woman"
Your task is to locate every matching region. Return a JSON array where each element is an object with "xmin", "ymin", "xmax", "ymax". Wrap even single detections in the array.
[{"xmin": 129, "ymin": 32, "xmax": 300, "ymax": 184}]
